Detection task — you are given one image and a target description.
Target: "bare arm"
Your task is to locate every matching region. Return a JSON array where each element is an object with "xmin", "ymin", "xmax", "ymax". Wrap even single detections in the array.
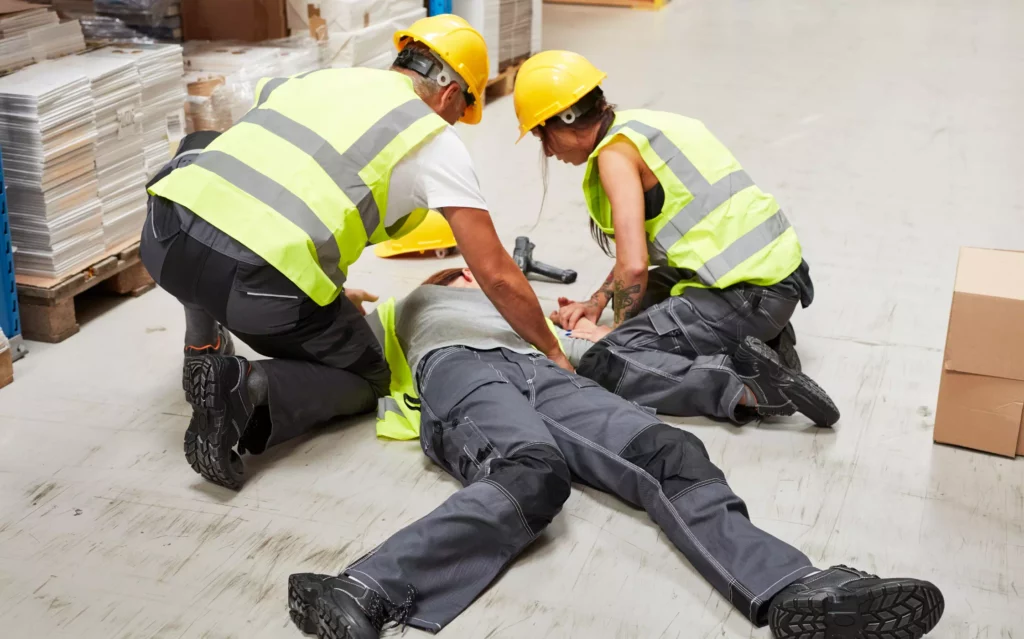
[
  {"xmin": 597, "ymin": 142, "xmax": 650, "ymax": 326},
  {"xmin": 443, "ymin": 206, "xmax": 572, "ymax": 370}
]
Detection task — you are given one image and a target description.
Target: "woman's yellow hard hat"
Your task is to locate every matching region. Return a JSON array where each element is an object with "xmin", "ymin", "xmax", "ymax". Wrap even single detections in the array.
[
  {"xmin": 513, "ymin": 50, "xmax": 607, "ymax": 140},
  {"xmin": 394, "ymin": 14, "xmax": 490, "ymax": 125}
]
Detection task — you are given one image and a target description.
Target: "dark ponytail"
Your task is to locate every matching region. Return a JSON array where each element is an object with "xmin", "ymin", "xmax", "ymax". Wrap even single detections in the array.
[{"xmin": 536, "ymin": 87, "xmax": 617, "ymax": 257}]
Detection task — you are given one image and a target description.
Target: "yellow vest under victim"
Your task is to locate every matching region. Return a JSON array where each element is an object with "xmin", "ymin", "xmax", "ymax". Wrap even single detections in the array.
[
  {"xmin": 149, "ymin": 68, "xmax": 448, "ymax": 306},
  {"xmin": 373, "ymin": 298, "xmax": 567, "ymax": 440},
  {"xmin": 583, "ymin": 109, "xmax": 803, "ymax": 295}
]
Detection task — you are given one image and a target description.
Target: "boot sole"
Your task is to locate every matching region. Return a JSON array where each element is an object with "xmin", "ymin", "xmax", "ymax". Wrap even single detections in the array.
[
  {"xmin": 288, "ymin": 575, "xmax": 320, "ymax": 635},
  {"xmin": 769, "ymin": 579, "xmax": 944, "ymax": 639},
  {"xmin": 182, "ymin": 356, "xmax": 245, "ymax": 490},
  {"xmin": 288, "ymin": 574, "xmax": 377, "ymax": 639},
  {"xmin": 744, "ymin": 337, "xmax": 841, "ymax": 428}
]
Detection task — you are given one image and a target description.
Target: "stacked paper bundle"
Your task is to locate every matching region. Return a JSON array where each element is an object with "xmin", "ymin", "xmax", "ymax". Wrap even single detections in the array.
[
  {"xmin": 90, "ymin": 44, "xmax": 186, "ymax": 178},
  {"xmin": 57, "ymin": 52, "xmax": 147, "ymax": 250},
  {"xmin": 0, "ymin": 61, "xmax": 104, "ymax": 279},
  {"xmin": 0, "ymin": 33, "xmax": 33, "ymax": 75},
  {"xmin": 0, "ymin": 5, "xmax": 59, "ymax": 39},
  {"xmin": 27, "ymin": 19, "xmax": 86, "ymax": 62},
  {"xmin": 0, "ymin": 3, "xmax": 86, "ymax": 74}
]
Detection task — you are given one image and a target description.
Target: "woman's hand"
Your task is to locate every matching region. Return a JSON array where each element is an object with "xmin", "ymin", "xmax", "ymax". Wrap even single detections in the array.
[
  {"xmin": 570, "ymin": 318, "xmax": 613, "ymax": 342},
  {"xmin": 550, "ymin": 297, "xmax": 603, "ymax": 329},
  {"xmin": 344, "ymin": 288, "xmax": 379, "ymax": 315}
]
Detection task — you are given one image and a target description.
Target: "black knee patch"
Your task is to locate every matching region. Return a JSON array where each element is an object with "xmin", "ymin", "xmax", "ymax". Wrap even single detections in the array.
[
  {"xmin": 488, "ymin": 445, "xmax": 571, "ymax": 535},
  {"xmin": 620, "ymin": 424, "xmax": 725, "ymax": 498},
  {"xmin": 576, "ymin": 341, "xmax": 624, "ymax": 392}
]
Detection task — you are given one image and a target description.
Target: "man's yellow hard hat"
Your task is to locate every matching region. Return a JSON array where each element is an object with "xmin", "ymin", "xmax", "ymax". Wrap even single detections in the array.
[
  {"xmin": 375, "ymin": 210, "xmax": 458, "ymax": 258},
  {"xmin": 513, "ymin": 50, "xmax": 607, "ymax": 140},
  {"xmin": 394, "ymin": 14, "xmax": 490, "ymax": 125}
]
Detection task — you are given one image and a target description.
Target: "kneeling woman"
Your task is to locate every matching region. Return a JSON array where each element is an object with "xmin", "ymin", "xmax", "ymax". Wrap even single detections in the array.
[{"xmin": 513, "ymin": 51, "xmax": 837, "ymax": 427}]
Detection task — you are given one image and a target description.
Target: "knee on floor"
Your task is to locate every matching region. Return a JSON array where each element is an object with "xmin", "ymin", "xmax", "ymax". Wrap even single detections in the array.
[
  {"xmin": 489, "ymin": 445, "xmax": 572, "ymax": 533},
  {"xmin": 620, "ymin": 424, "xmax": 725, "ymax": 495}
]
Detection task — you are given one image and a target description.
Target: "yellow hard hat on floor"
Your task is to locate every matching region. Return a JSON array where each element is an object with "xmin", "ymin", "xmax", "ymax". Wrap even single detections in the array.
[
  {"xmin": 513, "ymin": 50, "xmax": 607, "ymax": 140},
  {"xmin": 394, "ymin": 14, "xmax": 489, "ymax": 125},
  {"xmin": 375, "ymin": 210, "xmax": 458, "ymax": 258}
]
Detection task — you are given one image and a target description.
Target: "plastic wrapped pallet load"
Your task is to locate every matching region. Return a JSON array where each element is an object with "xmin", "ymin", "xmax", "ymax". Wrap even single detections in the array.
[
  {"xmin": 183, "ymin": 37, "xmax": 320, "ymax": 129},
  {"xmin": 0, "ymin": 61, "xmax": 104, "ymax": 279},
  {"xmin": 286, "ymin": 0, "xmax": 423, "ymax": 37},
  {"xmin": 320, "ymin": 6, "xmax": 423, "ymax": 69},
  {"xmin": 452, "ymin": 0, "xmax": 542, "ymax": 79}
]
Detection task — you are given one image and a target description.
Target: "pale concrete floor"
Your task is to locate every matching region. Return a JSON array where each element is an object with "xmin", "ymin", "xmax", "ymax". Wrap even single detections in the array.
[{"xmin": 2, "ymin": 1, "xmax": 1023, "ymax": 637}]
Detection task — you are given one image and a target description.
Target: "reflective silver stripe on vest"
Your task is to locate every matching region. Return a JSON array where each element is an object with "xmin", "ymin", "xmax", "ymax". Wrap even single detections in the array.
[
  {"xmin": 377, "ymin": 396, "xmax": 403, "ymax": 420},
  {"xmin": 193, "ymin": 150, "xmax": 346, "ymax": 287},
  {"xmin": 239, "ymin": 98, "xmax": 435, "ymax": 240},
  {"xmin": 255, "ymin": 77, "xmax": 288, "ymax": 107},
  {"xmin": 695, "ymin": 209, "xmax": 791, "ymax": 286}
]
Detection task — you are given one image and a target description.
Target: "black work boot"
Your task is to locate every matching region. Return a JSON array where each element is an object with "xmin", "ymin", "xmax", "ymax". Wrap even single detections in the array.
[
  {"xmin": 765, "ymin": 323, "xmax": 801, "ymax": 372},
  {"xmin": 734, "ymin": 336, "xmax": 840, "ymax": 427},
  {"xmin": 183, "ymin": 324, "xmax": 235, "ymax": 359},
  {"xmin": 182, "ymin": 354, "xmax": 253, "ymax": 490},
  {"xmin": 289, "ymin": 573, "xmax": 411, "ymax": 639},
  {"xmin": 768, "ymin": 565, "xmax": 944, "ymax": 639}
]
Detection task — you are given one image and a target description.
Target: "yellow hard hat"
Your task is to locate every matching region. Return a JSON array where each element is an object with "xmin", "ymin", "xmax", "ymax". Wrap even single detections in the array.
[
  {"xmin": 513, "ymin": 50, "xmax": 607, "ymax": 140},
  {"xmin": 375, "ymin": 210, "xmax": 458, "ymax": 258},
  {"xmin": 394, "ymin": 14, "xmax": 489, "ymax": 125}
]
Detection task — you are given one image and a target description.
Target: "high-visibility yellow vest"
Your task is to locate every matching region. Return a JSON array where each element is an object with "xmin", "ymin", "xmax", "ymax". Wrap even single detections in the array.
[
  {"xmin": 583, "ymin": 109, "xmax": 803, "ymax": 295},
  {"xmin": 373, "ymin": 297, "xmax": 567, "ymax": 440},
  {"xmin": 149, "ymin": 68, "xmax": 448, "ymax": 306}
]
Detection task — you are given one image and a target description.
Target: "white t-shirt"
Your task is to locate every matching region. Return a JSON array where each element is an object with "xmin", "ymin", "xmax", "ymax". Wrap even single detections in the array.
[{"xmin": 384, "ymin": 126, "xmax": 488, "ymax": 226}]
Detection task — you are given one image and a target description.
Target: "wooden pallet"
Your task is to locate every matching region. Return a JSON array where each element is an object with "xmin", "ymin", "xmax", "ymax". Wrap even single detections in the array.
[
  {"xmin": 544, "ymin": 0, "xmax": 668, "ymax": 9},
  {"xmin": 16, "ymin": 239, "xmax": 155, "ymax": 343},
  {"xmin": 485, "ymin": 55, "xmax": 530, "ymax": 103}
]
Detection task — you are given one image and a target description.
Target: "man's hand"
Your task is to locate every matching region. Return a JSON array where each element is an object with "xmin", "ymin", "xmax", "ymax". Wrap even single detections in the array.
[
  {"xmin": 547, "ymin": 350, "xmax": 575, "ymax": 373},
  {"xmin": 344, "ymin": 288, "xmax": 378, "ymax": 315},
  {"xmin": 570, "ymin": 318, "xmax": 613, "ymax": 343},
  {"xmin": 550, "ymin": 297, "xmax": 602, "ymax": 329}
]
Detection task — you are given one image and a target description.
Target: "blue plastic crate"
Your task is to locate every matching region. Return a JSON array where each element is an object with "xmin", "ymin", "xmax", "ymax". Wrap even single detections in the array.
[
  {"xmin": 428, "ymin": 0, "xmax": 452, "ymax": 16},
  {"xmin": 0, "ymin": 147, "xmax": 25, "ymax": 360}
]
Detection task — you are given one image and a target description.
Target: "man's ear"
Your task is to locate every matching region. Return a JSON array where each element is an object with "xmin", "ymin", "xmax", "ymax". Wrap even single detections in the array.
[
  {"xmin": 442, "ymin": 83, "xmax": 465, "ymax": 117},
  {"xmin": 462, "ymin": 268, "xmax": 474, "ymax": 284}
]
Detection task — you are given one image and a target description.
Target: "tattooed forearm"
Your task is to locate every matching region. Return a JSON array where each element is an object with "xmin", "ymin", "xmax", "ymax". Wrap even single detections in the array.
[
  {"xmin": 612, "ymin": 280, "xmax": 643, "ymax": 324},
  {"xmin": 590, "ymin": 268, "xmax": 616, "ymax": 307}
]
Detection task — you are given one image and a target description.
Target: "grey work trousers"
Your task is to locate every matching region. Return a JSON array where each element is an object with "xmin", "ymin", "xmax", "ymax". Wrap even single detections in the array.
[
  {"xmin": 140, "ymin": 195, "xmax": 388, "ymax": 451},
  {"xmin": 346, "ymin": 348, "xmax": 815, "ymax": 632},
  {"xmin": 576, "ymin": 266, "xmax": 806, "ymax": 423}
]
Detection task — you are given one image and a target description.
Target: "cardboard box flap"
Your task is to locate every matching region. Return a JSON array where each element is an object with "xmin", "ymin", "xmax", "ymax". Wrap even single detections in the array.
[
  {"xmin": 954, "ymin": 247, "xmax": 1024, "ymax": 301},
  {"xmin": 944, "ymin": 247, "xmax": 1024, "ymax": 381},
  {"xmin": 934, "ymin": 370, "xmax": 1024, "ymax": 458}
]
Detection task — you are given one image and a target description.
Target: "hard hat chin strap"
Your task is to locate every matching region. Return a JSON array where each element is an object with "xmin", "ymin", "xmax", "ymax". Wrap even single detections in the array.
[{"xmin": 395, "ymin": 47, "xmax": 475, "ymax": 106}]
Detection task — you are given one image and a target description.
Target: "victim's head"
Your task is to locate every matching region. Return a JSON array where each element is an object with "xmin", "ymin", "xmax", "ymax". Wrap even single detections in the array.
[{"xmin": 422, "ymin": 267, "xmax": 479, "ymax": 288}]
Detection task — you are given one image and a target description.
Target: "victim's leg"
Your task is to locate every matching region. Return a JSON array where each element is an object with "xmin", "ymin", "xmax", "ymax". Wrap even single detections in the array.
[
  {"xmin": 290, "ymin": 349, "xmax": 571, "ymax": 635},
  {"xmin": 527, "ymin": 357, "xmax": 816, "ymax": 624},
  {"xmin": 529, "ymin": 359, "xmax": 940, "ymax": 636}
]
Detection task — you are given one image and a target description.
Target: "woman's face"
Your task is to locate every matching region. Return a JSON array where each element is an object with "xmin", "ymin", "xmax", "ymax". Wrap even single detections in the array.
[{"xmin": 533, "ymin": 126, "xmax": 591, "ymax": 166}]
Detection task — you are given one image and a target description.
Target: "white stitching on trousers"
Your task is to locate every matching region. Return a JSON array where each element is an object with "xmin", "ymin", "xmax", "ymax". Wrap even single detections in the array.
[{"xmin": 480, "ymin": 478, "xmax": 536, "ymax": 539}]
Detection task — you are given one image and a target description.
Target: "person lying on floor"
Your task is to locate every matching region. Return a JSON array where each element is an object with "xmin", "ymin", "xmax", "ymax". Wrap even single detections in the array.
[{"xmin": 287, "ymin": 267, "xmax": 944, "ymax": 639}]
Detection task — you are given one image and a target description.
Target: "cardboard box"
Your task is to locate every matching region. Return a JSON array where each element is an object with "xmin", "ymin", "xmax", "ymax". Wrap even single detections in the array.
[
  {"xmin": 934, "ymin": 247, "xmax": 1024, "ymax": 457},
  {"xmin": 182, "ymin": 0, "xmax": 287, "ymax": 42}
]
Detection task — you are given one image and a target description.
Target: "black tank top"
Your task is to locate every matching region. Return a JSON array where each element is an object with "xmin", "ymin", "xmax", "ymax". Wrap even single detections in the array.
[{"xmin": 644, "ymin": 183, "xmax": 665, "ymax": 221}]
